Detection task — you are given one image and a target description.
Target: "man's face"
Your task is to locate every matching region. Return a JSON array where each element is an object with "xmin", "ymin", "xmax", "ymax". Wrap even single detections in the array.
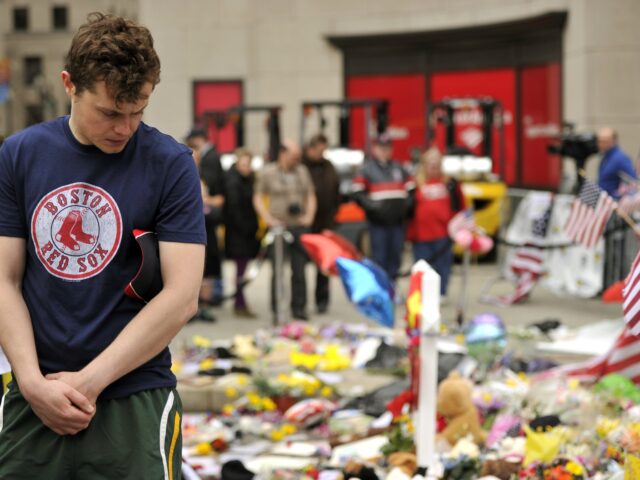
[
  {"xmin": 63, "ymin": 73, "xmax": 152, "ymax": 154},
  {"xmin": 277, "ymin": 148, "xmax": 294, "ymax": 169},
  {"xmin": 372, "ymin": 143, "xmax": 392, "ymax": 161},
  {"xmin": 307, "ymin": 142, "xmax": 327, "ymax": 161},
  {"xmin": 597, "ymin": 129, "xmax": 616, "ymax": 153}
]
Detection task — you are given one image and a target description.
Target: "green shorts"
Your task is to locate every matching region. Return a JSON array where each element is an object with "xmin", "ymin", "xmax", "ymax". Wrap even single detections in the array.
[{"xmin": 0, "ymin": 383, "xmax": 182, "ymax": 480}]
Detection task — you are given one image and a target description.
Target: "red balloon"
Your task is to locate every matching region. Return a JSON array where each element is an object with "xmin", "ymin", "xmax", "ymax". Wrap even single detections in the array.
[
  {"xmin": 602, "ymin": 280, "xmax": 624, "ymax": 303},
  {"xmin": 321, "ymin": 229, "xmax": 361, "ymax": 260},
  {"xmin": 300, "ymin": 231, "xmax": 361, "ymax": 276}
]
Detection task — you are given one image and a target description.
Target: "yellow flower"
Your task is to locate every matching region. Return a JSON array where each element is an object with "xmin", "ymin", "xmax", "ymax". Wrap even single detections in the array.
[
  {"xmin": 198, "ymin": 358, "xmax": 215, "ymax": 370},
  {"xmin": 320, "ymin": 386, "xmax": 333, "ymax": 398},
  {"xmin": 270, "ymin": 429, "xmax": 285, "ymax": 442},
  {"xmin": 281, "ymin": 424, "xmax": 297, "ymax": 435},
  {"xmin": 596, "ymin": 418, "xmax": 620, "ymax": 438},
  {"xmin": 262, "ymin": 397, "xmax": 277, "ymax": 411},
  {"xmin": 222, "ymin": 404, "xmax": 235, "ymax": 416},
  {"xmin": 398, "ymin": 414, "xmax": 411, "ymax": 424},
  {"xmin": 170, "ymin": 361, "xmax": 182, "ymax": 374},
  {"xmin": 290, "ymin": 352, "xmax": 320, "ymax": 370},
  {"xmin": 568, "ymin": 378, "xmax": 581, "ymax": 390},
  {"xmin": 482, "ymin": 392, "xmax": 492, "ymax": 403},
  {"xmin": 565, "ymin": 461, "xmax": 583, "ymax": 475},
  {"xmin": 195, "ymin": 442, "xmax": 213, "ymax": 455},
  {"xmin": 277, "ymin": 373, "xmax": 289, "ymax": 383},
  {"xmin": 247, "ymin": 392, "xmax": 261, "ymax": 407},
  {"xmin": 406, "ymin": 421, "xmax": 415, "ymax": 434},
  {"xmin": 237, "ymin": 375, "xmax": 249, "ymax": 386},
  {"xmin": 303, "ymin": 384, "xmax": 317, "ymax": 396},
  {"xmin": 193, "ymin": 335, "xmax": 212, "ymax": 348},
  {"xmin": 225, "ymin": 387, "xmax": 238, "ymax": 398}
]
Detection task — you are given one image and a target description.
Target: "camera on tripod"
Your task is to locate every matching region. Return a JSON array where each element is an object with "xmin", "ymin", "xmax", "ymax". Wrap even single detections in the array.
[{"xmin": 547, "ymin": 123, "xmax": 598, "ymax": 166}]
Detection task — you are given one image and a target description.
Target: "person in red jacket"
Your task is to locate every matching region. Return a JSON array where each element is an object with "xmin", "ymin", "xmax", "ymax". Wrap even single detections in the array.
[{"xmin": 407, "ymin": 147, "xmax": 465, "ymax": 296}]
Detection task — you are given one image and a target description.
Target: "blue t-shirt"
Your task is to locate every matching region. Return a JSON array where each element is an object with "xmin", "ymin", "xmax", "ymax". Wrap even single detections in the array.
[
  {"xmin": 598, "ymin": 145, "xmax": 636, "ymax": 199},
  {"xmin": 0, "ymin": 116, "xmax": 206, "ymax": 399}
]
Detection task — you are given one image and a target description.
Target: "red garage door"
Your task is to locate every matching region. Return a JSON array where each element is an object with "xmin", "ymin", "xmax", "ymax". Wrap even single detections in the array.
[
  {"xmin": 520, "ymin": 63, "xmax": 562, "ymax": 188},
  {"xmin": 193, "ymin": 81, "xmax": 243, "ymax": 153},
  {"xmin": 346, "ymin": 74, "xmax": 426, "ymax": 162}
]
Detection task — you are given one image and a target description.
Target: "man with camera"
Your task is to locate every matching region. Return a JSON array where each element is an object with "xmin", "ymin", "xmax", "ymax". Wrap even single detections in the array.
[
  {"xmin": 597, "ymin": 127, "xmax": 636, "ymax": 199},
  {"xmin": 253, "ymin": 141, "xmax": 317, "ymax": 320}
]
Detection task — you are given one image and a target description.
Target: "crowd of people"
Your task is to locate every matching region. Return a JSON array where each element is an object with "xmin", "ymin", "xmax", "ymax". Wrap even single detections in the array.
[
  {"xmin": 185, "ymin": 123, "xmax": 640, "ymax": 322},
  {"xmin": 185, "ymin": 128, "xmax": 472, "ymax": 322}
]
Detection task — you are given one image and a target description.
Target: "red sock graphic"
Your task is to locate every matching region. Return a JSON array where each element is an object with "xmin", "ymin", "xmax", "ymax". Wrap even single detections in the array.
[
  {"xmin": 55, "ymin": 212, "xmax": 80, "ymax": 251},
  {"xmin": 70, "ymin": 212, "xmax": 96, "ymax": 245}
]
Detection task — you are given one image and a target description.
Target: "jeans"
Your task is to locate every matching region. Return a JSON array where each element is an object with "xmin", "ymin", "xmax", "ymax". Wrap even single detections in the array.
[
  {"xmin": 368, "ymin": 223, "xmax": 405, "ymax": 280},
  {"xmin": 412, "ymin": 237, "xmax": 453, "ymax": 295}
]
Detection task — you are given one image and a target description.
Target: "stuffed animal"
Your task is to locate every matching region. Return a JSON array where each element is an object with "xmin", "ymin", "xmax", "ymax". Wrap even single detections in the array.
[
  {"xmin": 387, "ymin": 452, "xmax": 417, "ymax": 476},
  {"xmin": 436, "ymin": 372, "xmax": 487, "ymax": 446},
  {"xmin": 479, "ymin": 459, "xmax": 521, "ymax": 480}
]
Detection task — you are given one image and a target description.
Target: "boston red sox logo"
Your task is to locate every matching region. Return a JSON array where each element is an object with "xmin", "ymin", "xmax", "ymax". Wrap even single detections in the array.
[{"xmin": 31, "ymin": 183, "xmax": 122, "ymax": 280}]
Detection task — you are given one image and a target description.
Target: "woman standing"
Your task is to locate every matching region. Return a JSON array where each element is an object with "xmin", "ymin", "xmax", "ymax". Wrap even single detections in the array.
[
  {"xmin": 224, "ymin": 148, "xmax": 260, "ymax": 317},
  {"xmin": 407, "ymin": 147, "xmax": 466, "ymax": 296}
]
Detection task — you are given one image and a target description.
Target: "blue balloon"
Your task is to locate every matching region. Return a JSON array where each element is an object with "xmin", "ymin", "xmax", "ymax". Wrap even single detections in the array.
[{"xmin": 336, "ymin": 257, "xmax": 395, "ymax": 327}]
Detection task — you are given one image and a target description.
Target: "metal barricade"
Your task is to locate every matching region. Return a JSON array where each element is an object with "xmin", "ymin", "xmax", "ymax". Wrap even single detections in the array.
[
  {"xmin": 267, "ymin": 226, "xmax": 294, "ymax": 326},
  {"xmin": 603, "ymin": 216, "xmax": 638, "ymax": 290}
]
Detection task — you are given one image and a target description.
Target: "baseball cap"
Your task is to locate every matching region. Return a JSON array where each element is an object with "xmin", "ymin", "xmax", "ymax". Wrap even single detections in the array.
[
  {"xmin": 372, "ymin": 132, "xmax": 392, "ymax": 146},
  {"xmin": 185, "ymin": 127, "xmax": 207, "ymax": 141}
]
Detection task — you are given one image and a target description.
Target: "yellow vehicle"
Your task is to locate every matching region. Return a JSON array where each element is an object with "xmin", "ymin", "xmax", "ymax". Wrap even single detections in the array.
[{"xmin": 427, "ymin": 98, "xmax": 508, "ymax": 258}]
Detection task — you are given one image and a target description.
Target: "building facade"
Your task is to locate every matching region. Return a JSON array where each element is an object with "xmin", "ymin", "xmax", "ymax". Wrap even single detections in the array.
[
  {"xmin": 1, "ymin": 0, "xmax": 638, "ymax": 189},
  {"xmin": 0, "ymin": 0, "xmax": 138, "ymax": 134}
]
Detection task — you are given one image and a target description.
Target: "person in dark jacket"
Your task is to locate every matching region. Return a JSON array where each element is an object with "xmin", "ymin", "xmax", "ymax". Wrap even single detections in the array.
[
  {"xmin": 186, "ymin": 127, "xmax": 225, "ymax": 305},
  {"xmin": 303, "ymin": 134, "xmax": 340, "ymax": 313},
  {"xmin": 351, "ymin": 133, "xmax": 415, "ymax": 281},
  {"xmin": 224, "ymin": 148, "xmax": 260, "ymax": 318}
]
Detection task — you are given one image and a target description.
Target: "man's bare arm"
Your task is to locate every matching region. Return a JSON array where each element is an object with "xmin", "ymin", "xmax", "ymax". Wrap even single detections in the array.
[
  {"xmin": 0, "ymin": 236, "xmax": 94, "ymax": 435},
  {"xmin": 48, "ymin": 241, "xmax": 204, "ymax": 402}
]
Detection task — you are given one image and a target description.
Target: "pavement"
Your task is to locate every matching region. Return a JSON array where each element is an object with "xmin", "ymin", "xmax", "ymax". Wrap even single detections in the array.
[{"xmin": 172, "ymin": 247, "xmax": 623, "ymax": 350}]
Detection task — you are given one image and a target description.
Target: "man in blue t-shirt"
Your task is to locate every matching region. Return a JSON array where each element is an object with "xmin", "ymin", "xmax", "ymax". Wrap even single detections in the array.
[
  {"xmin": 0, "ymin": 13, "xmax": 205, "ymax": 479},
  {"xmin": 597, "ymin": 127, "xmax": 637, "ymax": 199}
]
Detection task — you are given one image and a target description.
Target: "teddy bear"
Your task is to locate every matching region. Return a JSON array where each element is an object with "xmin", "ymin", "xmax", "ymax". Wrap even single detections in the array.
[{"xmin": 436, "ymin": 371, "xmax": 487, "ymax": 447}]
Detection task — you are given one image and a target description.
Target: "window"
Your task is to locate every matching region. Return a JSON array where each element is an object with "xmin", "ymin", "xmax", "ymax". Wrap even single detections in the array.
[
  {"xmin": 52, "ymin": 6, "xmax": 68, "ymax": 30},
  {"xmin": 13, "ymin": 7, "xmax": 28, "ymax": 31},
  {"xmin": 24, "ymin": 57, "xmax": 42, "ymax": 86}
]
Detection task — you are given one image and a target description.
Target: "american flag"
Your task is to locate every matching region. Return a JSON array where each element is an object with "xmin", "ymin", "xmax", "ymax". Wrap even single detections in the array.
[
  {"xmin": 447, "ymin": 208, "xmax": 476, "ymax": 239},
  {"xmin": 486, "ymin": 201, "xmax": 553, "ymax": 306},
  {"xmin": 564, "ymin": 179, "xmax": 617, "ymax": 249},
  {"xmin": 561, "ymin": 324, "xmax": 640, "ymax": 384},
  {"xmin": 623, "ymin": 249, "xmax": 640, "ymax": 335}
]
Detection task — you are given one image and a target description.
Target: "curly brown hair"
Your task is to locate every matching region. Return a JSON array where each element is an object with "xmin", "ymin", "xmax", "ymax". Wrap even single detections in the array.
[{"xmin": 64, "ymin": 12, "xmax": 160, "ymax": 105}]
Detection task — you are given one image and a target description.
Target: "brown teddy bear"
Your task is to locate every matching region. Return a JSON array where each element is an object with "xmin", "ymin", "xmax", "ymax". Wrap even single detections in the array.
[
  {"xmin": 480, "ymin": 458, "xmax": 521, "ymax": 479},
  {"xmin": 436, "ymin": 371, "xmax": 487, "ymax": 446}
]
